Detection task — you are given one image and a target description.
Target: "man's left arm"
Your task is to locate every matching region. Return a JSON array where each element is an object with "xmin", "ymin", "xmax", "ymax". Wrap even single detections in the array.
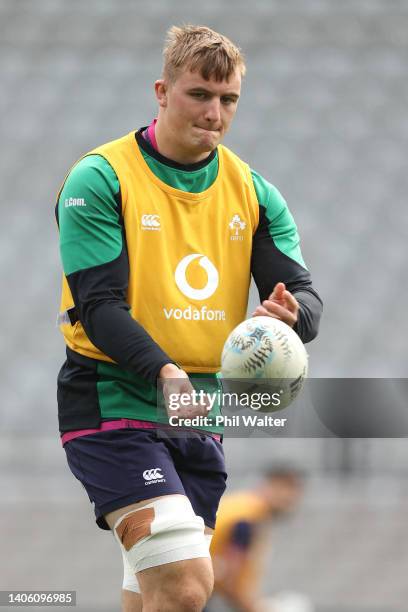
[
  {"xmin": 250, "ymin": 170, "xmax": 323, "ymax": 343},
  {"xmin": 213, "ymin": 521, "xmax": 261, "ymax": 612}
]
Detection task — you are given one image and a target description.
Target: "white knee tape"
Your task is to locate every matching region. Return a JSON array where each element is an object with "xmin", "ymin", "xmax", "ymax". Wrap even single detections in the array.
[
  {"xmin": 121, "ymin": 548, "xmax": 140, "ymax": 593},
  {"xmin": 114, "ymin": 495, "xmax": 209, "ymax": 574}
]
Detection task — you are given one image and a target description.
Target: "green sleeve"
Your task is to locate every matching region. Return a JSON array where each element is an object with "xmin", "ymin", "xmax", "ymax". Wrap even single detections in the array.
[
  {"xmin": 58, "ymin": 155, "xmax": 122, "ymax": 276},
  {"xmin": 251, "ymin": 169, "xmax": 307, "ymax": 269}
]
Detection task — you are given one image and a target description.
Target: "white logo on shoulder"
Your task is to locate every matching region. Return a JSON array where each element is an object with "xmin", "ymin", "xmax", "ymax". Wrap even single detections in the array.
[
  {"xmin": 229, "ymin": 214, "xmax": 246, "ymax": 241},
  {"xmin": 175, "ymin": 254, "xmax": 218, "ymax": 300},
  {"xmin": 65, "ymin": 197, "xmax": 86, "ymax": 208},
  {"xmin": 143, "ymin": 468, "xmax": 165, "ymax": 485},
  {"xmin": 142, "ymin": 214, "xmax": 161, "ymax": 230}
]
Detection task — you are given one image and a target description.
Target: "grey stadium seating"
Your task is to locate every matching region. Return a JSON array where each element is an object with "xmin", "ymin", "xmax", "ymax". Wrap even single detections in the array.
[{"xmin": 1, "ymin": 1, "xmax": 407, "ymax": 610}]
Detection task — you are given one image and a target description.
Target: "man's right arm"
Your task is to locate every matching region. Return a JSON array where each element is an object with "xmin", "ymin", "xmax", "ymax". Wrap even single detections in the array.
[{"xmin": 57, "ymin": 154, "xmax": 175, "ymax": 384}]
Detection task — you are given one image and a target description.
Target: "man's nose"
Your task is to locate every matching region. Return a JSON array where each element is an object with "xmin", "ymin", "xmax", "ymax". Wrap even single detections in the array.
[{"xmin": 204, "ymin": 98, "xmax": 221, "ymax": 123}]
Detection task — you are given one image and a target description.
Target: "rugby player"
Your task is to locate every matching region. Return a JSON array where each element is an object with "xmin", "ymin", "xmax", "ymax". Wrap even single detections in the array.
[
  {"xmin": 55, "ymin": 25, "xmax": 322, "ymax": 612},
  {"xmin": 208, "ymin": 466, "xmax": 304, "ymax": 612}
]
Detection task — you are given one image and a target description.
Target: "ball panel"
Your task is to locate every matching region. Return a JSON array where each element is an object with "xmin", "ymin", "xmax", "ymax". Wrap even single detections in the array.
[{"xmin": 221, "ymin": 317, "xmax": 308, "ymax": 411}]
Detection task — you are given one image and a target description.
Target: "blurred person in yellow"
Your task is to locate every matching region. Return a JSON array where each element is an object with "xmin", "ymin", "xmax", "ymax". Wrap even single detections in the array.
[{"xmin": 207, "ymin": 466, "xmax": 304, "ymax": 612}]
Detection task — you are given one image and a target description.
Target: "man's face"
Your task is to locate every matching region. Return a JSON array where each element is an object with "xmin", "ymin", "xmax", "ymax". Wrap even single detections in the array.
[
  {"xmin": 264, "ymin": 477, "xmax": 303, "ymax": 515},
  {"xmin": 155, "ymin": 67, "xmax": 241, "ymax": 162}
]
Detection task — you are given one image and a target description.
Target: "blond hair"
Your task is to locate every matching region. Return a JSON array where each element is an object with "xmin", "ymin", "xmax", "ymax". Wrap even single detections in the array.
[{"xmin": 163, "ymin": 25, "xmax": 246, "ymax": 82}]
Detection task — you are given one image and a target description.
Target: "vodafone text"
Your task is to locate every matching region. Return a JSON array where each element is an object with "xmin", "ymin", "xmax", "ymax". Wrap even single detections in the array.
[{"xmin": 163, "ymin": 306, "xmax": 226, "ymax": 321}]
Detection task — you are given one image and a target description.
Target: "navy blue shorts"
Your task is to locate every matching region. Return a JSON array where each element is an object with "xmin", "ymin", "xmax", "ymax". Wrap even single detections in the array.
[{"xmin": 64, "ymin": 429, "xmax": 227, "ymax": 530}]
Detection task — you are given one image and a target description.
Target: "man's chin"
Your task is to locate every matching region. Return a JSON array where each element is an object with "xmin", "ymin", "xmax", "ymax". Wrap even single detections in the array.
[
  {"xmin": 192, "ymin": 127, "xmax": 221, "ymax": 145},
  {"xmin": 181, "ymin": 134, "xmax": 221, "ymax": 162},
  {"xmin": 199, "ymin": 143, "xmax": 217, "ymax": 154},
  {"xmin": 196, "ymin": 135, "xmax": 221, "ymax": 153}
]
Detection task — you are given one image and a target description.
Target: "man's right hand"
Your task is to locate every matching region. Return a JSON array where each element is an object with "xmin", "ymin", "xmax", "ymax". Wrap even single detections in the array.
[{"xmin": 159, "ymin": 364, "xmax": 211, "ymax": 421}]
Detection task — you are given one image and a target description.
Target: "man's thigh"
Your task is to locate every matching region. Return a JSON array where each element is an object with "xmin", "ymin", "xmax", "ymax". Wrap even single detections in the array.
[
  {"xmin": 64, "ymin": 429, "xmax": 186, "ymax": 529},
  {"xmin": 167, "ymin": 432, "xmax": 227, "ymax": 529},
  {"xmin": 122, "ymin": 589, "xmax": 142, "ymax": 612}
]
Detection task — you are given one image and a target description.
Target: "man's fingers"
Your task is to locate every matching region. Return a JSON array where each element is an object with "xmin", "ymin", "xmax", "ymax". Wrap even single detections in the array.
[
  {"xmin": 252, "ymin": 303, "xmax": 286, "ymax": 323},
  {"xmin": 261, "ymin": 300, "xmax": 297, "ymax": 326},
  {"xmin": 263, "ymin": 299, "xmax": 296, "ymax": 317},
  {"xmin": 163, "ymin": 378, "xmax": 194, "ymax": 395},
  {"xmin": 169, "ymin": 402, "xmax": 210, "ymax": 420},
  {"xmin": 283, "ymin": 290, "xmax": 299, "ymax": 310},
  {"xmin": 268, "ymin": 282, "xmax": 286, "ymax": 301},
  {"xmin": 163, "ymin": 377, "xmax": 211, "ymax": 420},
  {"xmin": 252, "ymin": 305, "xmax": 277, "ymax": 318}
]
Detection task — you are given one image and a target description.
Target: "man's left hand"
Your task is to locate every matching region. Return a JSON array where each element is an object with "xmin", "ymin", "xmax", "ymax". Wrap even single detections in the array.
[{"xmin": 251, "ymin": 282, "xmax": 299, "ymax": 328}]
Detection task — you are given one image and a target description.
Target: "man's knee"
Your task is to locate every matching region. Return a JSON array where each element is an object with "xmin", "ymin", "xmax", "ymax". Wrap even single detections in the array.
[
  {"xmin": 172, "ymin": 580, "xmax": 210, "ymax": 612},
  {"xmin": 140, "ymin": 558, "xmax": 214, "ymax": 612},
  {"xmin": 113, "ymin": 495, "xmax": 209, "ymax": 573},
  {"xmin": 113, "ymin": 495, "xmax": 213, "ymax": 610}
]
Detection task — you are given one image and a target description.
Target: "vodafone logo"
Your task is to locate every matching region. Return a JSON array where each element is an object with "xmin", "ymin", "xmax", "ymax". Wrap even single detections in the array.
[{"xmin": 175, "ymin": 254, "xmax": 219, "ymax": 301}]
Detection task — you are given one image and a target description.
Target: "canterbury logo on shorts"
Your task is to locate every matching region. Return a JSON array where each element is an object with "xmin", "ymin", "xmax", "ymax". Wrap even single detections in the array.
[{"xmin": 143, "ymin": 468, "xmax": 164, "ymax": 481}]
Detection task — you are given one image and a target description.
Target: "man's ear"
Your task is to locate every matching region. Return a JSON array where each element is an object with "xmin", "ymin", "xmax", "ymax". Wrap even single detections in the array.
[{"xmin": 155, "ymin": 79, "xmax": 168, "ymax": 108}]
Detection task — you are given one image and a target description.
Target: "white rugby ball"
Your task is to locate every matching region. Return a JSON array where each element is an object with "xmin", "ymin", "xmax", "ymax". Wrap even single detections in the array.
[{"xmin": 221, "ymin": 316, "xmax": 308, "ymax": 411}]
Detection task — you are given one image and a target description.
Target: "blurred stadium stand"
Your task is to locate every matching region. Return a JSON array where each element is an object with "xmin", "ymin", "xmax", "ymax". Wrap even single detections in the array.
[{"xmin": 1, "ymin": 0, "xmax": 407, "ymax": 610}]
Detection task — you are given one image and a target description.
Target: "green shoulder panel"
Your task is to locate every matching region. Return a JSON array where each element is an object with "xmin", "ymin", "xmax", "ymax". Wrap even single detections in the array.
[
  {"xmin": 58, "ymin": 155, "xmax": 122, "ymax": 275},
  {"xmin": 251, "ymin": 169, "xmax": 307, "ymax": 269}
]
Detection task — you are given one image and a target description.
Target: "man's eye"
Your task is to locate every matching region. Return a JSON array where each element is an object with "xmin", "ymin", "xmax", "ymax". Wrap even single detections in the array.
[
  {"xmin": 191, "ymin": 92, "xmax": 206, "ymax": 99},
  {"xmin": 222, "ymin": 97, "xmax": 236, "ymax": 105}
]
